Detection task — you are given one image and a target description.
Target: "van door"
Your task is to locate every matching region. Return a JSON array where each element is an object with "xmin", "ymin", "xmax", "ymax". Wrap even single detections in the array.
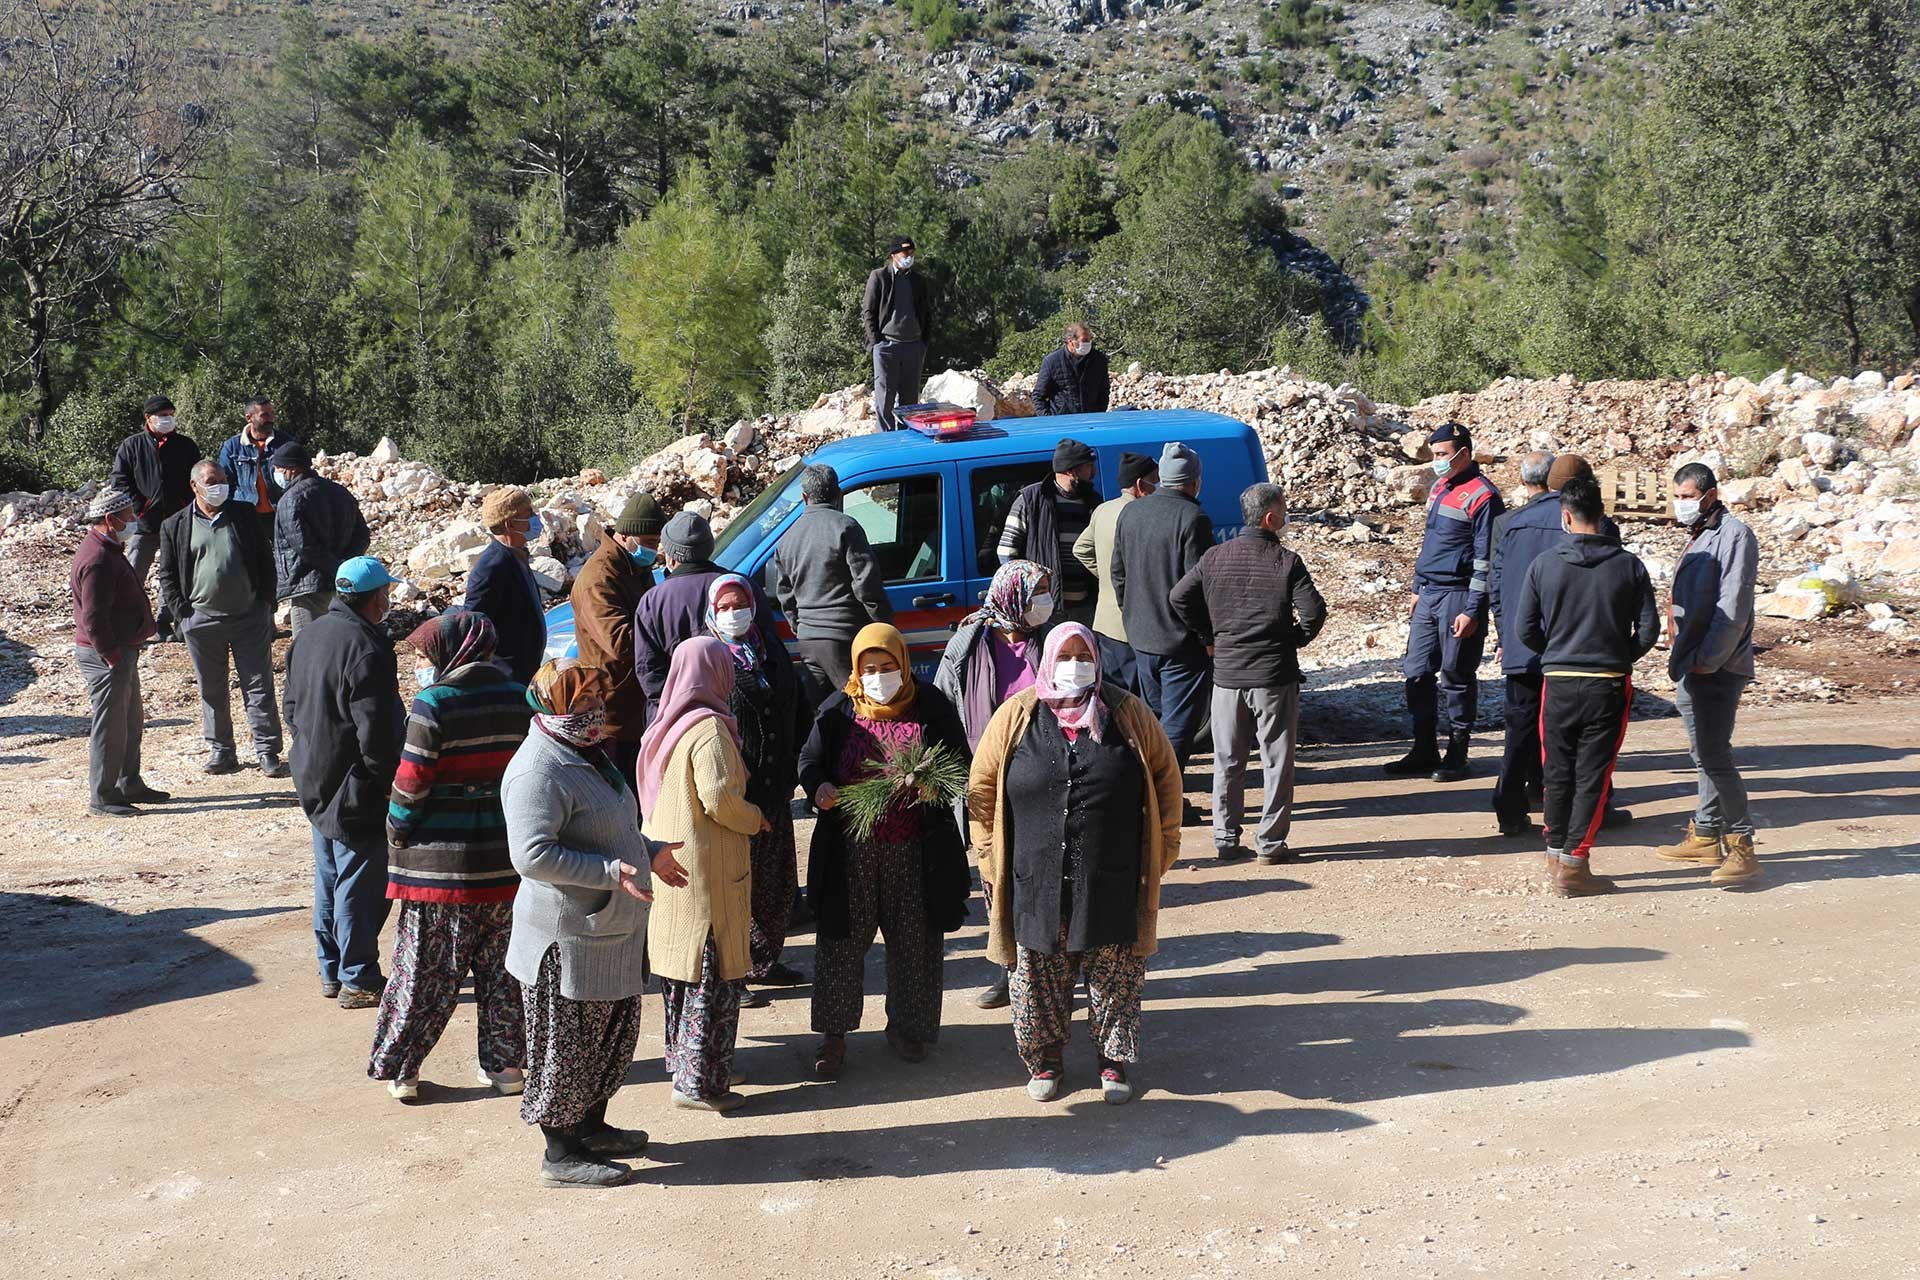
[
  {"xmin": 838, "ymin": 461, "xmax": 964, "ymax": 674},
  {"xmin": 959, "ymin": 455, "xmax": 1052, "ymax": 605}
]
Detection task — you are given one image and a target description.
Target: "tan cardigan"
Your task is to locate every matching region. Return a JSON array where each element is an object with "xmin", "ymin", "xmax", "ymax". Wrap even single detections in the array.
[
  {"xmin": 967, "ymin": 686, "xmax": 1182, "ymax": 966},
  {"xmin": 642, "ymin": 717, "xmax": 765, "ymax": 984}
]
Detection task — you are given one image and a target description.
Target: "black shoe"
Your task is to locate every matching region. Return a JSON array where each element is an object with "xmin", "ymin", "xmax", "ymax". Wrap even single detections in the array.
[
  {"xmin": 203, "ymin": 754, "xmax": 241, "ymax": 776},
  {"xmin": 539, "ymin": 1151, "xmax": 630, "ymax": 1189},
  {"xmin": 1256, "ymin": 846, "xmax": 1295, "ymax": 865},
  {"xmin": 1214, "ymin": 843, "xmax": 1253, "ymax": 862},
  {"xmin": 1383, "ymin": 745, "xmax": 1440, "ymax": 777},
  {"xmin": 790, "ymin": 796, "xmax": 817, "ymax": 820},
  {"xmin": 788, "ymin": 889, "xmax": 815, "ymax": 931},
  {"xmin": 754, "ymin": 962, "xmax": 808, "ymax": 987},
  {"xmin": 885, "ymin": 1026, "xmax": 928, "ymax": 1063},
  {"xmin": 1429, "ymin": 731, "xmax": 1472, "ymax": 783},
  {"xmin": 88, "ymin": 800, "xmax": 139, "ymax": 818},
  {"xmin": 320, "ymin": 979, "xmax": 342, "ymax": 1000},
  {"xmin": 1181, "ymin": 800, "xmax": 1205, "ymax": 828},
  {"xmin": 576, "ymin": 1124, "xmax": 650, "ymax": 1159},
  {"xmin": 738, "ymin": 984, "xmax": 771, "ymax": 1009},
  {"xmin": 1602, "ymin": 806, "xmax": 1633, "ymax": 829},
  {"xmin": 974, "ymin": 971, "xmax": 1011, "ymax": 1009},
  {"xmin": 121, "ymin": 780, "xmax": 171, "ymax": 803},
  {"xmin": 258, "ymin": 752, "xmax": 290, "ymax": 779},
  {"xmin": 1497, "ymin": 814, "xmax": 1532, "ymax": 838}
]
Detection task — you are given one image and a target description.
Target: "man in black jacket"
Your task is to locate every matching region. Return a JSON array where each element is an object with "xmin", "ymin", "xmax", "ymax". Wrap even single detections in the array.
[
  {"xmin": 1515, "ymin": 474, "xmax": 1658, "ymax": 899},
  {"xmin": 107, "ymin": 393, "xmax": 202, "ymax": 639},
  {"xmin": 862, "ymin": 235, "xmax": 933, "ymax": 432},
  {"xmin": 1033, "ymin": 322, "xmax": 1111, "ymax": 417},
  {"xmin": 770, "ymin": 464, "xmax": 893, "ymax": 704},
  {"xmin": 464, "ymin": 486, "xmax": 547, "ymax": 685},
  {"xmin": 157, "ymin": 460, "xmax": 286, "ymax": 777},
  {"xmin": 284, "ymin": 556, "xmax": 406, "ymax": 1007},
  {"xmin": 1171, "ymin": 483, "xmax": 1326, "ymax": 864},
  {"xmin": 270, "ymin": 440, "xmax": 370, "ymax": 635},
  {"xmin": 1112, "ymin": 441, "xmax": 1212, "ymax": 788}
]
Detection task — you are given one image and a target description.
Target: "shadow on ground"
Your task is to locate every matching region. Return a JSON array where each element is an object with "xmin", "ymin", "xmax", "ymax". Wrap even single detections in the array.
[{"xmin": 0, "ymin": 893, "xmax": 295, "ymax": 1037}]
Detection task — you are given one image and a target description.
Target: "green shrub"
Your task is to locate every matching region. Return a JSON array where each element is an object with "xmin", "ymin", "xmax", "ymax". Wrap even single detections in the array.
[
  {"xmin": 905, "ymin": 0, "xmax": 980, "ymax": 51},
  {"xmin": 0, "ymin": 440, "xmax": 54, "ymax": 494},
  {"xmin": 44, "ymin": 390, "xmax": 142, "ymax": 489}
]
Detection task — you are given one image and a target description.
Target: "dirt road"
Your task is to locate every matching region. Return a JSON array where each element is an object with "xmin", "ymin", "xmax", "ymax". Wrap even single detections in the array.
[{"xmin": 1, "ymin": 668, "xmax": 1916, "ymax": 1278}]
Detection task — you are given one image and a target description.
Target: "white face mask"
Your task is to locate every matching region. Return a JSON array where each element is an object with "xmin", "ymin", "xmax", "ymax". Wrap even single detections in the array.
[
  {"xmin": 110, "ymin": 520, "xmax": 135, "ymax": 544},
  {"xmin": 1429, "ymin": 453, "xmax": 1454, "ymax": 477},
  {"xmin": 1674, "ymin": 497, "xmax": 1702, "ymax": 526},
  {"xmin": 1023, "ymin": 592, "xmax": 1054, "ymax": 627},
  {"xmin": 1069, "ymin": 341, "xmax": 1091, "ymax": 357},
  {"xmin": 896, "ymin": 254, "xmax": 914, "ymax": 271},
  {"xmin": 861, "ymin": 669, "xmax": 905, "ymax": 704},
  {"xmin": 713, "ymin": 607, "xmax": 753, "ymax": 638},
  {"xmin": 414, "ymin": 665, "xmax": 437, "ymax": 688},
  {"xmin": 201, "ymin": 484, "xmax": 231, "ymax": 506},
  {"xmin": 150, "ymin": 416, "xmax": 176, "ymax": 435},
  {"xmin": 1053, "ymin": 658, "xmax": 1096, "ymax": 693},
  {"xmin": 272, "ymin": 468, "xmax": 295, "ymax": 489}
]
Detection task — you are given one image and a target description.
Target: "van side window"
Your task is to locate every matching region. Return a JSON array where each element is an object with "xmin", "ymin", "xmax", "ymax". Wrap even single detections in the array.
[
  {"xmin": 968, "ymin": 461, "xmax": 1050, "ymax": 575},
  {"xmin": 844, "ymin": 475, "xmax": 942, "ymax": 583}
]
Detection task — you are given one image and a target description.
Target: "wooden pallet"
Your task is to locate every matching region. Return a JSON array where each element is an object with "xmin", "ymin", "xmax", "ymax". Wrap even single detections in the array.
[{"xmin": 1595, "ymin": 466, "xmax": 1670, "ymax": 518}]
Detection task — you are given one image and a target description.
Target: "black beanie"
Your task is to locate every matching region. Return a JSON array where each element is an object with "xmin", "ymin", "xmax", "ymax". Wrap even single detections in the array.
[
  {"xmin": 1052, "ymin": 438, "xmax": 1096, "ymax": 473},
  {"xmin": 1118, "ymin": 451, "xmax": 1156, "ymax": 488}
]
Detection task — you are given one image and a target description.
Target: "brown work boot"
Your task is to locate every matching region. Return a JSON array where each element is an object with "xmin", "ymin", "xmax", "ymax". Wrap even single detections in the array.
[
  {"xmin": 1653, "ymin": 821, "xmax": 1724, "ymax": 865},
  {"xmin": 1550, "ymin": 856, "xmax": 1617, "ymax": 898},
  {"xmin": 1709, "ymin": 833, "xmax": 1761, "ymax": 885}
]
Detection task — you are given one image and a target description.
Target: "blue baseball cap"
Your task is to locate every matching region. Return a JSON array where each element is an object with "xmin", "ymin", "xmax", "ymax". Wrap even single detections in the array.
[{"xmin": 335, "ymin": 556, "xmax": 401, "ymax": 593}]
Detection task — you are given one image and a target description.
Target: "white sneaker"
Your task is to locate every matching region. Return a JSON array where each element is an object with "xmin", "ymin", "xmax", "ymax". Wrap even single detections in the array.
[
  {"xmin": 671, "ymin": 1088, "xmax": 746, "ymax": 1113},
  {"xmin": 479, "ymin": 1066, "xmax": 525, "ymax": 1096},
  {"xmin": 387, "ymin": 1078, "xmax": 419, "ymax": 1102}
]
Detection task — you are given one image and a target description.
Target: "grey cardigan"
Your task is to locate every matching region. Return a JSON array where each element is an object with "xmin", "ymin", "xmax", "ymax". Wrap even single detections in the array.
[
  {"xmin": 501, "ymin": 728, "xmax": 656, "ymax": 1002},
  {"xmin": 1668, "ymin": 505, "xmax": 1758, "ymax": 681}
]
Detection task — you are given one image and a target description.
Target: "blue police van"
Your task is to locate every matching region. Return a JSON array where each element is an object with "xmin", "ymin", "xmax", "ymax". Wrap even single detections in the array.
[{"xmin": 541, "ymin": 408, "xmax": 1268, "ymax": 675}]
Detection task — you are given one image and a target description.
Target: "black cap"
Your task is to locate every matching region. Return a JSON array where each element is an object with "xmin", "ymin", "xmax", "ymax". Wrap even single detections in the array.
[
  {"xmin": 886, "ymin": 235, "xmax": 915, "ymax": 255},
  {"xmin": 1427, "ymin": 421, "xmax": 1472, "ymax": 451},
  {"xmin": 269, "ymin": 439, "xmax": 312, "ymax": 470},
  {"xmin": 1118, "ymin": 451, "xmax": 1157, "ymax": 488},
  {"xmin": 143, "ymin": 394, "xmax": 175, "ymax": 415},
  {"xmin": 1052, "ymin": 438, "xmax": 1096, "ymax": 473}
]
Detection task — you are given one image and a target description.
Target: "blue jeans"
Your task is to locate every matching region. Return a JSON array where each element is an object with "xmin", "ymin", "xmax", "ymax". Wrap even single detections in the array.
[
  {"xmin": 312, "ymin": 829, "xmax": 392, "ymax": 991},
  {"xmin": 1135, "ymin": 642, "xmax": 1209, "ymax": 771}
]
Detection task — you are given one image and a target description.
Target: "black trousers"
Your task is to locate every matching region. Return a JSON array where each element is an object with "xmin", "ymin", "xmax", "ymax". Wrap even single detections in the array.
[
  {"xmin": 1493, "ymin": 672, "xmax": 1543, "ymax": 822},
  {"xmin": 1540, "ymin": 675, "xmax": 1631, "ymax": 860},
  {"xmin": 797, "ymin": 637, "xmax": 853, "ymax": 711}
]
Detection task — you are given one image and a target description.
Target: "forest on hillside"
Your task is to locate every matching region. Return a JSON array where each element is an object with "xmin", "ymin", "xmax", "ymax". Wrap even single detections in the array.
[{"xmin": 0, "ymin": 0, "xmax": 1914, "ymax": 489}]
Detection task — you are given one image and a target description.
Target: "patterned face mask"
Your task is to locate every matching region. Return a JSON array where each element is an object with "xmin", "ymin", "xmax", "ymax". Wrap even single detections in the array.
[{"xmin": 538, "ymin": 708, "xmax": 608, "ymax": 748}]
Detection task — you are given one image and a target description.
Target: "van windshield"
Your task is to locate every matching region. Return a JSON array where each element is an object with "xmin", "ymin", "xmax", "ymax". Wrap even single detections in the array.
[{"xmin": 712, "ymin": 461, "xmax": 804, "ymax": 568}]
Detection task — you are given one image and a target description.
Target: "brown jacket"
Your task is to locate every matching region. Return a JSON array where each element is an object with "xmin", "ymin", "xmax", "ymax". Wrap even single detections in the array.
[
  {"xmin": 568, "ymin": 530, "xmax": 651, "ymax": 741},
  {"xmin": 642, "ymin": 717, "xmax": 765, "ymax": 984},
  {"xmin": 967, "ymin": 686, "xmax": 1182, "ymax": 966}
]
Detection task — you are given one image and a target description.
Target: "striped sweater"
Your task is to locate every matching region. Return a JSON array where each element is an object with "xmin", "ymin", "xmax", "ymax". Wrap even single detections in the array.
[{"xmin": 385, "ymin": 663, "xmax": 533, "ymax": 903}]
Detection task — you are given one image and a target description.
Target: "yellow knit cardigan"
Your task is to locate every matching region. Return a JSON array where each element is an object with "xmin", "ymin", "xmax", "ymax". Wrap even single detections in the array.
[
  {"xmin": 642, "ymin": 716, "xmax": 765, "ymax": 984},
  {"xmin": 967, "ymin": 687, "xmax": 1183, "ymax": 967}
]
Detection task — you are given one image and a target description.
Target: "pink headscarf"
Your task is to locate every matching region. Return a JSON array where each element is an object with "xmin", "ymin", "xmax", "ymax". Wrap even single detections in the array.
[
  {"xmin": 1034, "ymin": 622, "xmax": 1107, "ymax": 741},
  {"xmin": 634, "ymin": 636, "xmax": 741, "ymax": 813}
]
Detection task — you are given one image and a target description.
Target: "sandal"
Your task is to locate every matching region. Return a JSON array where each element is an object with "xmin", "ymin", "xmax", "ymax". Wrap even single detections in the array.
[{"xmin": 813, "ymin": 1034, "xmax": 846, "ymax": 1080}]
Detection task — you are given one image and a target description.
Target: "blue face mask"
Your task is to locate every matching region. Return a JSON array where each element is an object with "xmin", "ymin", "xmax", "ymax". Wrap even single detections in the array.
[
  {"xmin": 523, "ymin": 514, "xmax": 544, "ymax": 540},
  {"xmin": 629, "ymin": 544, "xmax": 657, "ymax": 567}
]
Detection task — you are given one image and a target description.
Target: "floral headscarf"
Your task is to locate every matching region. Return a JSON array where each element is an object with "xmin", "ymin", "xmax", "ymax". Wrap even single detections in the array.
[
  {"xmin": 1034, "ymin": 622, "xmax": 1107, "ymax": 741},
  {"xmin": 963, "ymin": 559, "xmax": 1049, "ymax": 635},
  {"xmin": 526, "ymin": 659, "xmax": 617, "ymax": 753},
  {"xmin": 405, "ymin": 609, "xmax": 497, "ymax": 681},
  {"xmin": 704, "ymin": 573, "xmax": 763, "ymax": 677}
]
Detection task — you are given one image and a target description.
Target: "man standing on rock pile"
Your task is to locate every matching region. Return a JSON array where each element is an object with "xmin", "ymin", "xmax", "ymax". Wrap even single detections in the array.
[
  {"xmin": 1513, "ymin": 474, "xmax": 1658, "ymax": 897},
  {"xmin": 863, "ymin": 235, "xmax": 932, "ymax": 432},
  {"xmin": 1385, "ymin": 422, "xmax": 1503, "ymax": 783},
  {"xmin": 107, "ymin": 394, "xmax": 201, "ymax": 642},
  {"xmin": 1654, "ymin": 463, "xmax": 1762, "ymax": 885}
]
